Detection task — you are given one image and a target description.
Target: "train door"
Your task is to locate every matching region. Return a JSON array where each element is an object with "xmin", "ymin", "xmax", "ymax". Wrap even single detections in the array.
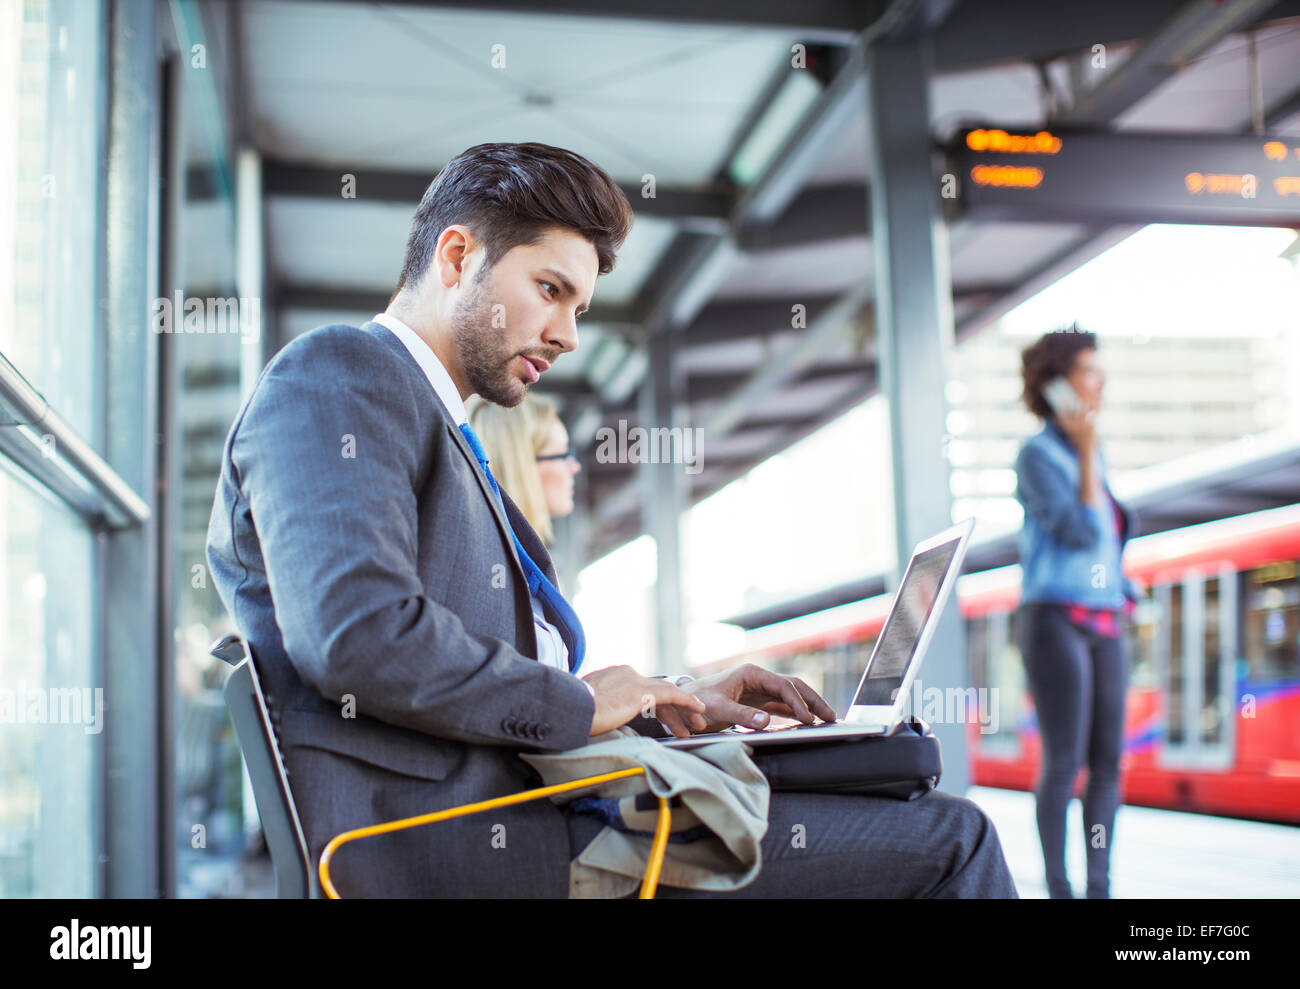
[{"xmin": 1155, "ymin": 565, "xmax": 1238, "ymax": 769}]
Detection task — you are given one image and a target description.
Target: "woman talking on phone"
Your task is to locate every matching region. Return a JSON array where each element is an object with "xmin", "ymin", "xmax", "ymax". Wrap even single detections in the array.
[{"xmin": 1013, "ymin": 326, "xmax": 1141, "ymax": 899}]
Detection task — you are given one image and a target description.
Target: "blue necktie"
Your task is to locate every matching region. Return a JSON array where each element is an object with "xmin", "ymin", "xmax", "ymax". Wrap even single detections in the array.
[{"xmin": 457, "ymin": 422, "xmax": 586, "ymax": 673}]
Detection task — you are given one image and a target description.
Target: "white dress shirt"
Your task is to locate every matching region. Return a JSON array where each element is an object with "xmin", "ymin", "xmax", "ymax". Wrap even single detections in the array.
[{"xmin": 370, "ymin": 314, "xmax": 589, "ymax": 695}]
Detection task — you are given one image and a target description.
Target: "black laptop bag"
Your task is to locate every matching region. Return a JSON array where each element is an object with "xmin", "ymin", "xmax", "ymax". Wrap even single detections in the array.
[{"xmin": 749, "ymin": 716, "xmax": 942, "ymax": 800}]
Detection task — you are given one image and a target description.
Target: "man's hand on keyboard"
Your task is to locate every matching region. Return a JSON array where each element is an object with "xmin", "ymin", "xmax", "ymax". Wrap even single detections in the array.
[
  {"xmin": 680, "ymin": 664, "xmax": 837, "ymax": 734},
  {"xmin": 584, "ymin": 666, "xmax": 708, "ymax": 738}
]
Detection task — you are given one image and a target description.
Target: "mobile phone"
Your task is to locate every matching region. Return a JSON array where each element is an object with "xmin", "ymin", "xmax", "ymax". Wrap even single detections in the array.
[{"xmin": 1041, "ymin": 376, "xmax": 1079, "ymax": 417}]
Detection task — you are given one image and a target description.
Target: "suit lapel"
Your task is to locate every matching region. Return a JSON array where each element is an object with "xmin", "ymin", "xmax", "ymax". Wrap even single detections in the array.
[
  {"xmin": 499, "ymin": 483, "xmax": 558, "ymax": 586},
  {"xmin": 361, "ymin": 320, "xmax": 528, "ymax": 583},
  {"xmin": 450, "ymin": 429, "xmax": 560, "ymax": 589},
  {"xmin": 443, "ymin": 420, "xmax": 528, "ymax": 579}
]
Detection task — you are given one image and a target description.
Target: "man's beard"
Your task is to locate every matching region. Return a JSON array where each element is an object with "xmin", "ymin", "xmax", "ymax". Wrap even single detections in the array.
[{"xmin": 451, "ymin": 275, "xmax": 527, "ymax": 408}]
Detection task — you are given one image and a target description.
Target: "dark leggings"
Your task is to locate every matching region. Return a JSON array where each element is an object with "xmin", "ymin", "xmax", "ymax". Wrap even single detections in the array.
[{"xmin": 1017, "ymin": 602, "xmax": 1130, "ymax": 898}]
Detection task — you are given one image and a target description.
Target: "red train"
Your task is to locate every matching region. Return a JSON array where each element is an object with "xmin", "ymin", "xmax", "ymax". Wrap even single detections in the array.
[{"xmin": 699, "ymin": 504, "xmax": 1300, "ymax": 824}]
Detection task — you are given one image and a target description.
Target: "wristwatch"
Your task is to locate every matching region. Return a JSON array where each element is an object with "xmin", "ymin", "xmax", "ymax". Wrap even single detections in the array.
[{"xmin": 657, "ymin": 674, "xmax": 695, "ymax": 687}]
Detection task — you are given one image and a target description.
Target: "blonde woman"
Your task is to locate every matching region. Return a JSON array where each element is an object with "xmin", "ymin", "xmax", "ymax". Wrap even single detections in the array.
[{"xmin": 467, "ymin": 393, "xmax": 580, "ymax": 546}]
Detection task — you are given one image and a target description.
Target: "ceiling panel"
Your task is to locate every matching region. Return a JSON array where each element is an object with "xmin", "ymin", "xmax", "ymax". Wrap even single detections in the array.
[
  {"xmin": 712, "ymin": 235, "xmax": 873, "ymax": 301},
  {"xmin": 242, "ymin": 0, "xmax": 792, "ymax": 184},
  {"xmin": 279, "ymin": 307, "xmax": 375, "ymax": 342},
  {"xmin": 267, "ymin": 197, "xmax": 412, "ymax": 287},
  {"xmin": 949, "ymin": 222, "xmax": 1091, "ymax": 286}
]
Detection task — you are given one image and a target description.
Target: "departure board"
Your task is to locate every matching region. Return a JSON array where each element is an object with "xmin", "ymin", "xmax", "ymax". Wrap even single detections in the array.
[{"xmin": 951, "ymin": 127, "xmax": 1300, "ymax": 225}]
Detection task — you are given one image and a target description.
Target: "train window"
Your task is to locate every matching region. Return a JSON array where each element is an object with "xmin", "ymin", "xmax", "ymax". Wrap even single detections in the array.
[
  {"xmin": 966, "ymin": 617, "xmax": 988, "ymax": 688},
  {"xmin": 1155, "ymin": 572, "xmax": 1236, "ymax": 766},
  {"xmin": 1243, "ymin": 564, "xmax": 1300, "ymax": 683},
  {"xmin": 757, "ymin": 648, "xmax": 843, "ymax": 717},
  {"xmin": 1202, "ymin": 577, "xmax": 1222, "ymax": 745},
  {"xmin": 789, "ymin": 650, "xmax": 826, "ymax": 703},
  {"xmin": 854, "ymin": 637, "xmax": 875, "ymax": 682},
  {"xmin": 776, "ymin": 652, "xmax": 800, "ymax": 682},
  {"xmin": 831, "ymin": 641, "xmax": 856, "ymax": 713},
  {"xmin": 988, "ymin": 610, "xmax": 1026, "ymax": 747},
  {"xmin": 1168, "ymin": 584, "xmax": 1184, "ymax": 745},
  {"xmin": 1127, "ymin": 597, "xmax": 1160, "ymax": 688}
]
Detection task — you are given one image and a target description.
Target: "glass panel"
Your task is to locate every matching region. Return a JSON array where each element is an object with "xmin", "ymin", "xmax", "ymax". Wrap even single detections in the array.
[
  {"xmin": 0, "ymin": 472, "xmax": 96, "ymax": 896},
  {"xmin": 1242, "ymin": 563, "xmax": 1300, "ymax": 683},
  {"xmin": 149, "ymin": 0, "xmax": 255, "ymax": 899},
  {"xmin": 0, "ymin": 0, "xmax": 104, "ymax": 444},
  {"xmin": 171, "ymin": 93, "xmax": 246, "ymax": 897},
  {"xmin": 1168, "ymin": 584, "xmax": 1185, "ymax": 744},
  {"xmin": 0, "ymin": 0, "xmax": 104, "ymax": 898}
]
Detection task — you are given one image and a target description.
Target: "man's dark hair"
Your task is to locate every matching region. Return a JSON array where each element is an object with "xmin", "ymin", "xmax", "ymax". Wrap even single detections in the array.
[
  {"xmin": 394, "ymin": 142, "xmax": 634, "ymax": 296},
  {"xmin": 1019, "ymin": 324, "xmax": 1098, "ymax": 418}
]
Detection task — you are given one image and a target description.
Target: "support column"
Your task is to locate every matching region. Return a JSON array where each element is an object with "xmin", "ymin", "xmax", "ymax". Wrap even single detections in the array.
[
  {"xmin": 235, "ymin": 147, "xmax": 265, "ymax": 393},
  {"xmin": 233, "ymin": 150, "xmax": 266, "ymax": 845},
  {"xmin": 864, "ymin": 37, "xmax": 969, "ymax": 793},
  {"xmin": 638, "ymin": 331, "xmax": 687, "ymax": 675},
  {"xmin": 102, "ymin": 0, "xmax": 162, "ymax": 898}
]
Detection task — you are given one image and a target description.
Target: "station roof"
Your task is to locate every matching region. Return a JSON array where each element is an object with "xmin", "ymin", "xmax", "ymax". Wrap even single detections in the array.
[{"xmin": 188, "ymin": 0, "xmax": 1300, "ymax": 563}]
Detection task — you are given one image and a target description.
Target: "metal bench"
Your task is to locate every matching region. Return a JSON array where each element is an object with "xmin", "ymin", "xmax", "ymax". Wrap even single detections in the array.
[
  {"xmin": 210, "ymin": 634, "xmax": 316, "ymax": 898},
  {"xmin": 211, "ymin": 633, "xmax": 670, "ymax": 898}
]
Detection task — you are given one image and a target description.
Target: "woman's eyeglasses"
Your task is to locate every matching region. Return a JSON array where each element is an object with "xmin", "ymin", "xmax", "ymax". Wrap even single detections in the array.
[{"xmin": 536, "ymin": 449, "xmax": 578, "ymax": 463}]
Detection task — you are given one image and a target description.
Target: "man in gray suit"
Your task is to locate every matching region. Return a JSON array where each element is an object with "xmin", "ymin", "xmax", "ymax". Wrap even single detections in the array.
[{"xmin": 206, "ymin": 142, "xmax": 1017, "ymax": 898}]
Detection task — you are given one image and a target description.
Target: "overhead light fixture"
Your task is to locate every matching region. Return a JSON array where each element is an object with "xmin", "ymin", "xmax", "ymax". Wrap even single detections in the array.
[
  {"xmin": 601, "ymin": 348, "xmax": 649, "ymax": 407},
  {"xmin": 728, "ymin": 69, "xmax": 823, "ymax": 186}
]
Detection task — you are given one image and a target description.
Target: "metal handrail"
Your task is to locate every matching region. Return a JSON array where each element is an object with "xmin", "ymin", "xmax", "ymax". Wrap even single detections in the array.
[{"xmin": 0, "ymin": 349, "xmax": 150, "ymax": 529}]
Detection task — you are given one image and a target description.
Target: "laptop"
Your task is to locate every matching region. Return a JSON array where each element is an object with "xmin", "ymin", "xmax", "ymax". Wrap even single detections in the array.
[{"xmin": 659, "ymin": 517, "xmax": 975, "ymax": 750}]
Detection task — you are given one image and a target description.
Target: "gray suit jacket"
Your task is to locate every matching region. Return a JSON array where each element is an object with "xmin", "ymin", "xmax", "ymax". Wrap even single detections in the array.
[{"xmin": 206, "ymin": 320, "xmax": 596, "ymax": 897}]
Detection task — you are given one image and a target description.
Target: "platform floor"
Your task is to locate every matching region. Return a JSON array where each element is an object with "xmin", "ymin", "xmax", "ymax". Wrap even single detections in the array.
[
  {"xmin": 218, "ymin": 788, "xmax": 1300, "ymax": 899},
  {"xmin": 965, "ymin": 785, "xmax": 1300, "ymax": 898}
]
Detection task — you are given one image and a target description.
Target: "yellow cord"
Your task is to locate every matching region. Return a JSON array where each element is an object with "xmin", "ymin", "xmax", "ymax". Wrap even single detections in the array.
[
  {"xmin": 318, "ymin": 766, "xmax": 672, "ymax": 899},
  {"xmin": 639, "ymin": 795, "xmax": 671, "ymax": 899}
]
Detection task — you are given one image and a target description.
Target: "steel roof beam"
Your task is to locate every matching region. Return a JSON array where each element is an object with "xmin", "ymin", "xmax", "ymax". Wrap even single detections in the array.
[
  {"xmin": 305, "ymin": 0, "xmax": 890, "ymax": 42},
  {"xmin": 1055, "ymin": 0, "xmax": 1280, "ymax": 125},
  {"xmin": 258, "ymin": 158, "xmax": 736, "ymax": 228}
]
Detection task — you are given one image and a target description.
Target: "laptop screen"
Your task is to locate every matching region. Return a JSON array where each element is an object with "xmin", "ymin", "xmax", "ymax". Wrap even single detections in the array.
[{"xmin": 850, "ymin": 536, "xmax": 961, "ymax": 709}]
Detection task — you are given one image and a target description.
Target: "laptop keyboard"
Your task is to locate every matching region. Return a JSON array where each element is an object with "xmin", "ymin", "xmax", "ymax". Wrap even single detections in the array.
[{"xmin": 728, "ymin": 720, "xmax": 839, "ymax": 735}]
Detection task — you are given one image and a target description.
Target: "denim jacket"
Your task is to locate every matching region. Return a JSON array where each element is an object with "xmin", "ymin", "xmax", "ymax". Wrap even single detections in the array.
[{"xmin": 1014, "ymin": 418, "xmax": 1141, "ymax": 609}]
